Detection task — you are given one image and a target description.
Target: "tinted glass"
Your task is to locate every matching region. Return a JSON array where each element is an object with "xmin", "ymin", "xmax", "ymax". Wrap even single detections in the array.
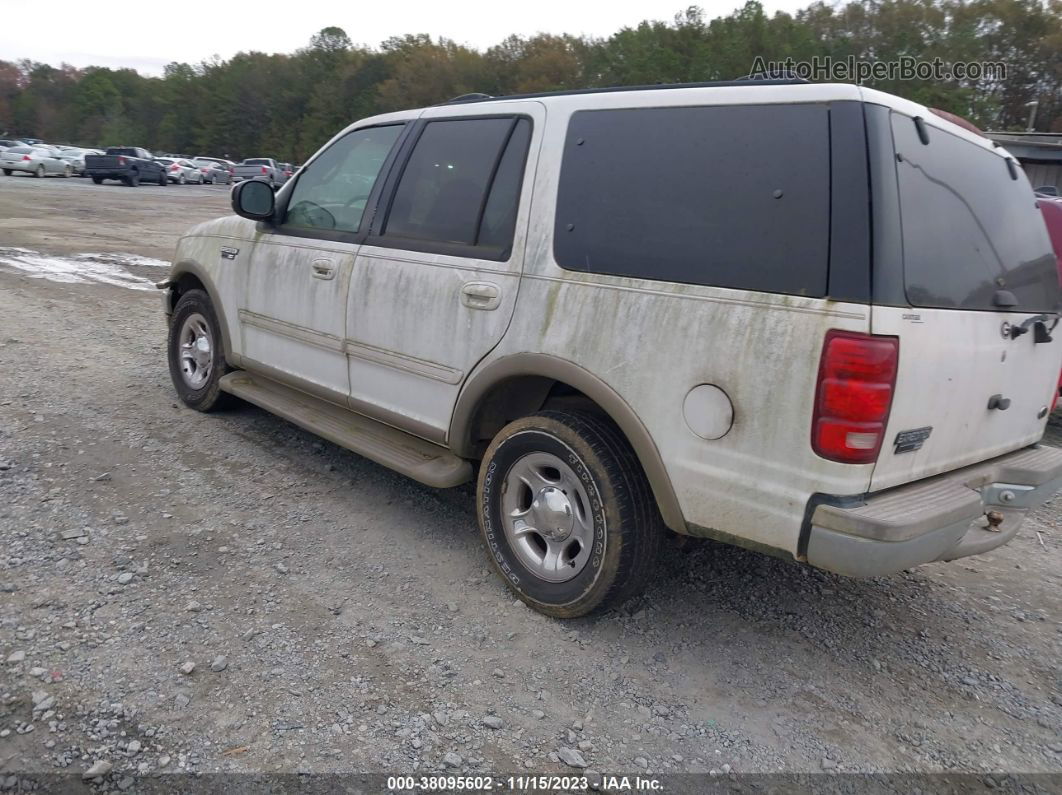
[
  {"xmin": 384, "ymin": 118, "xmax": 514, "ymax": 245},
  {"xmin": 892, "ymin": 114, "xmax": 1059, "ymax": 312},
  {"xmin": 554, "ymin": 105, "xmax": 830, "ymax": 295},
  {"xmin": 7, "ymin": 147, "xmax": 32, "ymax": 153},
  {"xmin": 283, "ymin": 124, "xmax": 402, "ymax": 234},
  {"xmin": 478, "ymin": 119, "xmax": 531, "ymax": 251}
]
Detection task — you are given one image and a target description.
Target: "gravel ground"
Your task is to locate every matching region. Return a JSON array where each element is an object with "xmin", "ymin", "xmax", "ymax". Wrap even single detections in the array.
[{"xmin": 1, "ymin": 178, "xmax": 1061, "ymax": 789}]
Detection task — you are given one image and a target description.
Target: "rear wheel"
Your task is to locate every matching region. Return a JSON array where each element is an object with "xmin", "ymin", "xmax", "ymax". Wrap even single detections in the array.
[
  {"xmin": 178, "ymin": 172, "xmax": 186, "ymax": 185},
  {"xmin": 62, "ymin": 165, "xmax": 71, "ymax": 178},
  {"xmin": 91, "ymin": 176, "xmax": 103, "ymax": 184},
  {"xmin": 33, "ymin": 165, "xmax": 44, "ymax": 178},
  {"xmin": 158, "ymin": 172, "xmax": 166, "ymax": 186},
  {"xmin": 1, "ymin": 169, "xmax": 10, "ymax": 177},
  {"xmin": 167, "ymin": 289, "xmax": 232, "ymax": 412},
  {"xmin": 477, "ymin": 411, "xmax": 663, "ymax": 618}
]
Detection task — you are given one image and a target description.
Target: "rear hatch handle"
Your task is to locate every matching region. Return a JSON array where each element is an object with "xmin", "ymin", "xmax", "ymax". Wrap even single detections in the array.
[{"xmin": 1006, "ymin": 313, "xmax": 1059, "ymax": 343}]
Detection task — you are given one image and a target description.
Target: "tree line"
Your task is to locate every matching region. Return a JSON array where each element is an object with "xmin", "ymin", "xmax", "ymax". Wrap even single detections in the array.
[{"xmin": 1, "ymin": 0, "xmax": 1059, "ymax": 163}]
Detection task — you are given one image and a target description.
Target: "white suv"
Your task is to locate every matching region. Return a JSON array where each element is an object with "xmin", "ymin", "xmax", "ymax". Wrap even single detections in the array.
[{"xmin": 160, "ymin": 80, "xmax": 1062, "ymax": 617}]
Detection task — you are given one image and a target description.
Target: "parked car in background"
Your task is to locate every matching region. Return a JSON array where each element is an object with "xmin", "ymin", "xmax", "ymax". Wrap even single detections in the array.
[
  {"xmin": 192, "ymin": 159, "xmax": 232, "ymax": 185},
  {"xmin": 0, "ymin": 138, "xmax": 26, "ymax": 152},
  {"xmin": 232, "ymin": 157, "xmax": 279, "ymax": 187},
  {"xmin": 1040, "ymin": 192, "xmax": 1062, "ymax": 275},
  {"xmin": 58, "ymin": 148, "xmax": 102, "ymax": 176},
  {"xmin": 163, "ymin": 82, "xmax": 1062, "ymax": 617},
  {"xmin": 84, "ymin": 147, "xmax": 166, "ymax": 186},
  {"xmin": 275, "ymin": 162, "xmax": 295, "ymax": 186},
  {"xmin": 194, "ymin": 156, "xmax": 236, "ymax": 170},
  {"xmin": 156, "ymin": 158, "xmax": 205, "ymax": 185},
  {"xmin": 1, "ymin": 146, "xmax": 73, "ymax": 177}
]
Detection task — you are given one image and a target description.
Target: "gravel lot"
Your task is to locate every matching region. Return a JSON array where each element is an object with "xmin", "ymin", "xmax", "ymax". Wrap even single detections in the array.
[{"xmin": 1, "ymin": 177, "xmax": 1061, "ymax": 789}]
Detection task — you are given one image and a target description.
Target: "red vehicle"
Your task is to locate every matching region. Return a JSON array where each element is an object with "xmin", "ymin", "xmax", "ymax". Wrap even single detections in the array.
[{"xmin": 1037, "ymin": 192, "xmax": 1062, "ymax": 402}]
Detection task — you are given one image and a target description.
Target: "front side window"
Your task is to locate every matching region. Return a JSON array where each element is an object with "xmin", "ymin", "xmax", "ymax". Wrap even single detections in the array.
[
  {"xmin": 283, "ymin": 125, "xmax": 403, "ymax": 234},
  {"xmin": 382, "ymin": 117, "xmax": 530, "ymax": 254}
]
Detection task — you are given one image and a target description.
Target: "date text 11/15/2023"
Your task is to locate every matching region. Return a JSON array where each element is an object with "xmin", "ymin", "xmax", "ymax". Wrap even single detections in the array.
[{"xmin": 386, "ymin": 774, "xmax": 664, "ymax": 791}]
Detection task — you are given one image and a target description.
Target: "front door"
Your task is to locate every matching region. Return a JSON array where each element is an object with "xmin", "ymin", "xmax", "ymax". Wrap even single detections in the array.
[
  {"xmin": 239, "ymin": 123, "xmax": 407, "ymax": 403},
  {"xmin": 345, "ymin": 102, "xmax": 545, "ymax": 439}
]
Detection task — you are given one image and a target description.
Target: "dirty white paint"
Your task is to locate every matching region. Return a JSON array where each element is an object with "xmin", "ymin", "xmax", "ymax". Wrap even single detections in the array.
[
  {"xmin": 0, "ymin": 247, "xmax": 168, "ymax": 290},
  {"xmin": 167, "ymin": 83, "xmax": 1042, "ymax": 560}
]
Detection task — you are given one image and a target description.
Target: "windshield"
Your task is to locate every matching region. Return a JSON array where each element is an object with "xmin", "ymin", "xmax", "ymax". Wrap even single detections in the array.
[{"xmin": 893, "ymin": 114, "xmax": 1059, "ymax": 312}]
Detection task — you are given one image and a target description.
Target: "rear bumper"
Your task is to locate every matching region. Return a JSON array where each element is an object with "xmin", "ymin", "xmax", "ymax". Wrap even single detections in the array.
[{"xmin": 806, "ymin": 445, "xmax": 1062, "ymax": 577}]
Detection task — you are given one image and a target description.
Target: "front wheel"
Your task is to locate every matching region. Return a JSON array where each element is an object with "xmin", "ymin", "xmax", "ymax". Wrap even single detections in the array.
[
  {"xmin": 477, "ymin": 411, "xmax": 663, "ymax": 618},
  {"xmin": 167, "ymin": 289, "xmax": 232, "ymax": 412},
  {"xmin": 158, "ymin": 172, "xmax": 166, "ymax": 186}
]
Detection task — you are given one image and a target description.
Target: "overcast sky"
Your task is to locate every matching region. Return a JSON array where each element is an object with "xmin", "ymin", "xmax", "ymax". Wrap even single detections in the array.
[{"xmin": 1, "ymin": 1, "xmax": 811, "ymax": 75}]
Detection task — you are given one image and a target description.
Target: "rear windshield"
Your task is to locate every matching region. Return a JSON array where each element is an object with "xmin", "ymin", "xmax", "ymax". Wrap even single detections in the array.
[
  {"xmin": 243, "ymin": 159, "xmax": 269, "ymax": 165},
  {"xmin": 892, "ymin": 114, "xmax": 1059, "ymax": 312},
  {"xmin": 554, "ymin": 104, "xmax": 830, "ymax": 295},
  {"xmin": 106, "ymin": 148, "xmax": 137, "ymax": 156},
  {"xmin": 7, "ymin": 147, "xmax": 32, "ymax": 153}
]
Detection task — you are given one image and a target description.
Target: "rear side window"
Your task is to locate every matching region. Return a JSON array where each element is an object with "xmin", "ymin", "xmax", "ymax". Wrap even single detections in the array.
[
  {"xmin": 244, "ymin": 158, "xmax": 269, "ymax": 165},
  {"xmin": 554, "ymin": 105, "xmax": 830, "ymax": 295},
  {"xmin": 382, "ymin": 117, "xmax": 531, "ymax": 257},
  {"xmin": 892, "ymin": 114, "xmax": 1059, "ymax": 312}
]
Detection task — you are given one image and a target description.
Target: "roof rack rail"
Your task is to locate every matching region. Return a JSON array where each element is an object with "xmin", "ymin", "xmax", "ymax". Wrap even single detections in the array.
[
  {"xmin": 436, "ymin": 78, "xmax": 810, "ymax": 106},
  {"xmin": 735, "ymin": 69, "xmax": 809, "ymax": 82},
  {"xmin": 447, "ymin": 92, "xmax": 494, "ymax": 104}
]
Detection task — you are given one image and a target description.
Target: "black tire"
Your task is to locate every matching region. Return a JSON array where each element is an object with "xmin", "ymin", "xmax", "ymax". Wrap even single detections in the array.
[
  {"xmin": 477, "ymin": 410, "xmax": 663, "ymax": 618},
  {"xmin": 91, "ymin": 176, "xmax": 103, "ymax": 184},
  {"xmin": 33, "ymin": 165, "xmax": 44, "ymax": 178},
  {"xmin": 167, "ymin": 289, "xmax": 233, "ymax": 412},
  {"xmin": 127, "ymin": 171, "xmax": 140, "ymax": 187},
  {"xmin": 158, "ymin": 172, "xmax": 166, "ymax": 186},
  {"xmin": 1, "ymin": 169, "xmax": 10, "ymax": 176}
]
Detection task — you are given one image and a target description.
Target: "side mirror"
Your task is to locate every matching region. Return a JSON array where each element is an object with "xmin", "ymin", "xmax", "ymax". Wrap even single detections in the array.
[{"xmin": 232, "ymin": 178, "xmax": 275, "ymax": 222}]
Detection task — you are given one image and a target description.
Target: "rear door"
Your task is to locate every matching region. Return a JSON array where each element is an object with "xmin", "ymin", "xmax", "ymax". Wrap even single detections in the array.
[
  {"xmin": 869, "ymin": 111, "xmax": 1062, "ymax": 491},
  {"xmin": 344, "ymin": 101, "xmax": 544, "ymax": 440}
]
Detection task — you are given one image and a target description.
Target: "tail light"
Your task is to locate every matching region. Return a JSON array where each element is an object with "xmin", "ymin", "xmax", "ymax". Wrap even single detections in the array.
[
  {"xmin": 170, "ymin": 164, "xmax": 179, "ymax": 171},
  {"xmin": 21, "ymin": 155, "xmax": 31, "ymax": 161},
  {"xmin": 812, "ymin": 330, "xmax": 899, "ymax": 464},
  {"xmin": 261, "ymin": 166, "xmax": 268, "ymax": 174},
  {"xmin": 118, "ymin": 156, "xmax": 126, "ymax": 165}
]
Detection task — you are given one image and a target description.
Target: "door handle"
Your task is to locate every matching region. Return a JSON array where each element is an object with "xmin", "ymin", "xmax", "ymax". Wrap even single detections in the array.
[
  {"xmin": 460, "ymin": 282, "xmax": 501, "ymax": 310},
  {"xmin": 311, "ymin": 259, "xmax": 336, "ymax": 280}
]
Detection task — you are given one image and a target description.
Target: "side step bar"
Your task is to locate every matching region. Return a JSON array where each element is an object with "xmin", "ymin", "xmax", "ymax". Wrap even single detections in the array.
[{"xmin": 219, "ymin": 372, "xmax": 472, "ymax": 488}]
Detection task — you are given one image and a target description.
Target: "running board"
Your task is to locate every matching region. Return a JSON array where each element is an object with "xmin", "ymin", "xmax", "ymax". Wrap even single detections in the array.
[{"xmin": 219, "ymin": 372, "xmax": 472, "ymax": 488}]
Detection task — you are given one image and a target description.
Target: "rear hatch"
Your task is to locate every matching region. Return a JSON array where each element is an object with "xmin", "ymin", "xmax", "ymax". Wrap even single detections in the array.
[
  {"xmin": 85, "ymin": 154, "xmax": 123, "ymax": 170},
  {"xmin": 869, "ymin": 111, "xmax": 1062, "ymax": 492}
]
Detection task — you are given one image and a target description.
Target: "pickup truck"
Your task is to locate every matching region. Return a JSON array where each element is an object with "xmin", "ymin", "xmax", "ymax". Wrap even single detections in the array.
[
  {"xmin": 84, "ymin": 147, "xmax": 167, "ymax": 187},
  {"xmin": 232, "ymin": 158, "xmax": 279, "ymax": 188}
]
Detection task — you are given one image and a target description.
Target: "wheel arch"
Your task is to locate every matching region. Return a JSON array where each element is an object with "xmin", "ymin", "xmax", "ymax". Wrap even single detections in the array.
[
  {"xmin": 450, "ymin": 353, "xmax": 685, "ymax": 532},
  {"xmin": 165, "ymin": 262, "xmax": 235, "ymax": 365}
]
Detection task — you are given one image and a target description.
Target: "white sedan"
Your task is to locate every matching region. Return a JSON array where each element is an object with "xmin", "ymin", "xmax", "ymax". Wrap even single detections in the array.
[
  {"xmin": 156, "ymin": 158, "xmax": 205, "ymax": 185},
  {"xmin": 0, "ymin": 146, "xmax": 72, "ymax": 177}
]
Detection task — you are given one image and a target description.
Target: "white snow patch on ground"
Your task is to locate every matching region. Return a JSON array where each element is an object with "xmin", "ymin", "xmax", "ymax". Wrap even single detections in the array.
[{"xmin": 0, "ymin": 248, "xmax": 169, "ymax": 290}]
